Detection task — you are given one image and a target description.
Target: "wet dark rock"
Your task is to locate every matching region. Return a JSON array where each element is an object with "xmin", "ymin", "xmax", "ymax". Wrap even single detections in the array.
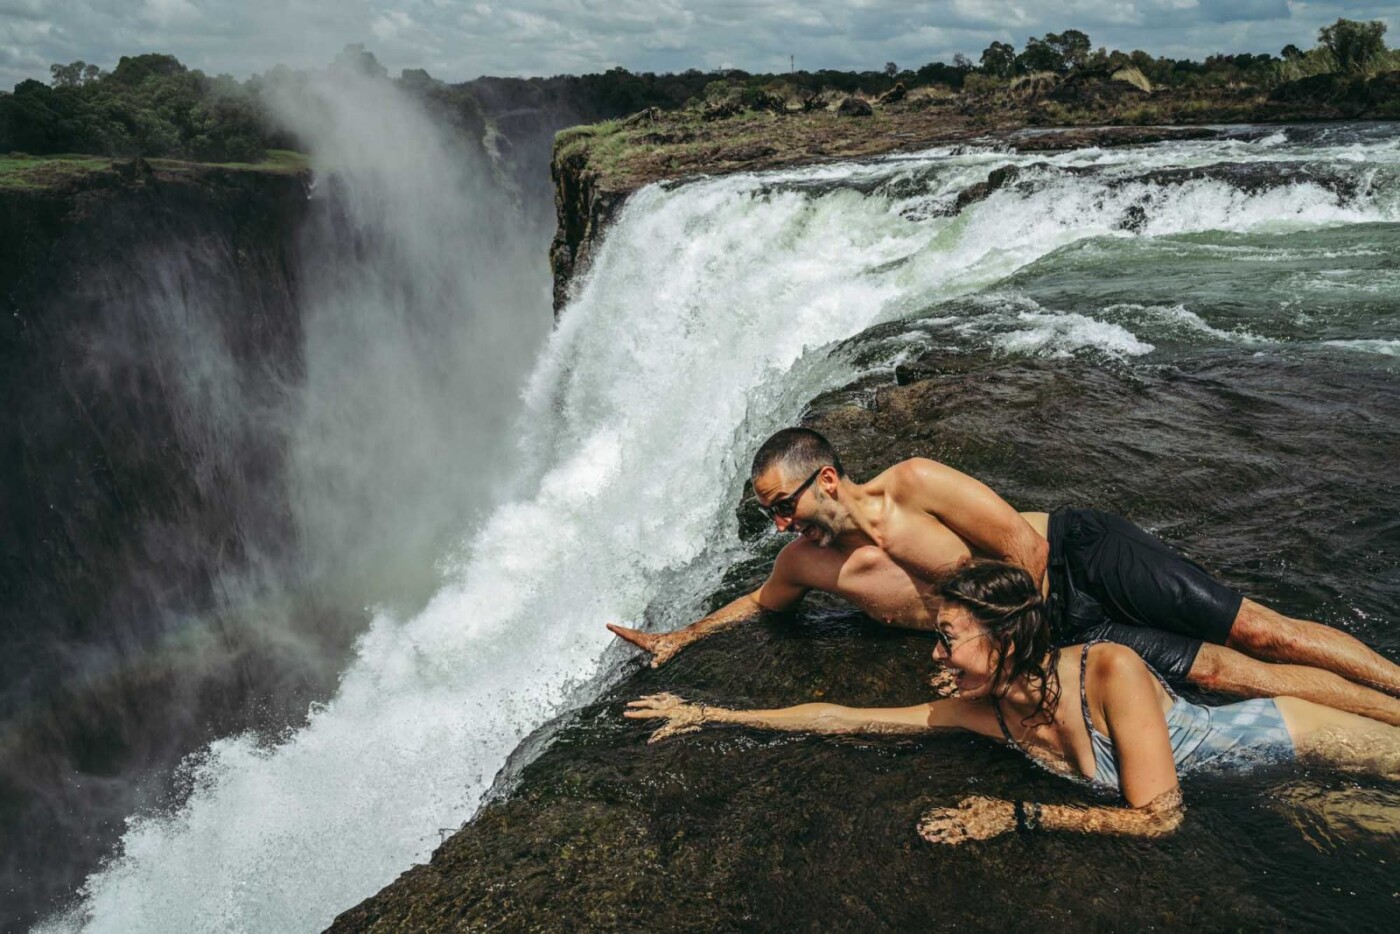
[
  {"xmin": 549, "ymin": 149, "xmax": 627, "ymax": 314},
  {"xmin": 1046, "ymin": 73, "xmax": 1150, "ymax": 108},
  {"xmin": 331, "ymin": 342, "xmax": 1400, "ymax": 930},
  {"xmin": 837, "ymin": 97, "xmax": 874, "ymax": 117},
  {"xmin": 877, "ymin": 82, "xmax": 906, "ymax": 105},
  {"xmin": 946, "ymin": 163, "xmax": 1028, "ymax": 214},
  {"xmin": 1009, "ymin": 125, "xmax": 1218, "ymax": 151},
  {"xmin": 941, "ymin": 158, "xmax": 1360, "ymax": 228}
]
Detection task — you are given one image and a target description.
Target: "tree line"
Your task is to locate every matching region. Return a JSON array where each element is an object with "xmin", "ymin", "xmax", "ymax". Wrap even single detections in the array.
[{"xmin": 0, "ymin": 19, "xmax": 1393, "ymax": 163}]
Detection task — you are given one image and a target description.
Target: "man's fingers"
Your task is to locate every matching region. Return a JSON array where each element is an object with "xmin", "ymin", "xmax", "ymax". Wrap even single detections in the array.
[
  {"xmin": 630, "ymin": 694, "xmax": 683, "ymax": 716},
  {"xmin": 650, "ymin": 640, "xmax": 680, "ymax": 668},
  {"xmin": 606, "ymin": 623, "xmax": 655, "ymax": 651}
]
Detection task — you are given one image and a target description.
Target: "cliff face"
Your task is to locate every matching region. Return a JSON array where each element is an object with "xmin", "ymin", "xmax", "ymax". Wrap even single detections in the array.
[
  {"xmin": 1, "ymin": 160, "xmax": 314, "ymax": 700},
  {"xmin": 0, "ymin": 160, "xmax": 330, "ymax": 925},
  {"xmin": 548, "ymin": 146, "xmax": 627, "ymax": 313}
]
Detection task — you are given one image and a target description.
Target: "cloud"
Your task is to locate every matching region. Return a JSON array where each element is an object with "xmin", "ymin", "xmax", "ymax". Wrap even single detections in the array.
[{"xmin": 0, "ymin": 0, "xmax": 1394, "ymax": 90}]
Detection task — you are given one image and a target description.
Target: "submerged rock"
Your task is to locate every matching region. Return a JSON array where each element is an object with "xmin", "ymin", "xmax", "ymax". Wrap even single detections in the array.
[{"xmin": 837, "ymin": 97, "xmax": 874, "ymax": 117}]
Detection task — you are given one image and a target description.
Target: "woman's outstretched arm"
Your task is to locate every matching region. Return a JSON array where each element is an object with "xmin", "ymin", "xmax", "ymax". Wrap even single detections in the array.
[{"xmin": 623, "ymin": 692, "xmax": 972, "ymax": 743}]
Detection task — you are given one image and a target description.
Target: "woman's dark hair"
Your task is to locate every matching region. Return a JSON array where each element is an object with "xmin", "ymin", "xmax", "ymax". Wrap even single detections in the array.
[{"xmin": 939, "ymin": 559, "xmax": 1060, "ymax": 726}]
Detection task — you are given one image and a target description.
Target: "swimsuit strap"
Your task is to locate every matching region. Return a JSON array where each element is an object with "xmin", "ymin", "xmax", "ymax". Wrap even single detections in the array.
[
  {"xmin": 1079, "ymin": 642, "xmax": 1096, "ymax": 737},
  {"xmin": 1078, "ymin": 640, "xmax": 1177, "ymax": 738},
  {"xmin": 1147, "ymin": 662, "xmax": 1178, "ymax": 700},
  {"xmin": 992, "ymin": 698, "xmax": 1018, "ymax": 749}
]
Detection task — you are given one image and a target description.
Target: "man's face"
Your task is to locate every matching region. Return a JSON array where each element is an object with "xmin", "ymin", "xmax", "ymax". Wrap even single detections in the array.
[{"xmin": 753, "ymin": 464, "xmax": 838, "ymax": 547}]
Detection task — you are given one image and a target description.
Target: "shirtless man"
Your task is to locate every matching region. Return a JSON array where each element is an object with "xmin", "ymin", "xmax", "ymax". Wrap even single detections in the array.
[{"xmin": 608, "ymin": 428, "xmax": 1400, "ymax": 725}]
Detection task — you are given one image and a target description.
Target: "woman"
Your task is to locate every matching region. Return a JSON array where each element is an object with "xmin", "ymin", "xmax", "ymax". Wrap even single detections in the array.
[{"xmin": 625, "ymin": 560, "xmax": 1400, "ymax": 843}]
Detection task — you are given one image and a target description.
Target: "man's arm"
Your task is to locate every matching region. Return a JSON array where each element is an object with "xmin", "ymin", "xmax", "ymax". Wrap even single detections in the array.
[
  {"xmin": 896, "ymin": 458, "xmax": 1048, "ymax": 586},
  {"xmin": 607, "ymin": 545, "xmax": 809, "ymax": 668}
]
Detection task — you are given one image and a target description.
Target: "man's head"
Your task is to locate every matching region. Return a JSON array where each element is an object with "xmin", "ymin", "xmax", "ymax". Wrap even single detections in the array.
[{"xmin": 749, "ymin": 428, "xmax": 848, "ymax": 546}]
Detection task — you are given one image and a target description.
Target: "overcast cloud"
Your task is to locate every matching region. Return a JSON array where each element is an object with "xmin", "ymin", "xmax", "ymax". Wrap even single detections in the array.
[{"xmin": 1, "ymin": 1, "xmax": 1394, "ymax": 90}]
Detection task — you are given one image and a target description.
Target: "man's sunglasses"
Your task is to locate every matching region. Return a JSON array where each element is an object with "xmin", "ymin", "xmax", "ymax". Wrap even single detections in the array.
[{"xmin": 757, "ymin": 467, "xmax": 823, "ymax": 520}]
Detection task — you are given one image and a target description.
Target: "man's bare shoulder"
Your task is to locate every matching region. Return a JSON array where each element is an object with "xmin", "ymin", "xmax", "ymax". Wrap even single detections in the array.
[{"xmin": 878, "ymin": 457, "xmax": 953, "ymax": 502}]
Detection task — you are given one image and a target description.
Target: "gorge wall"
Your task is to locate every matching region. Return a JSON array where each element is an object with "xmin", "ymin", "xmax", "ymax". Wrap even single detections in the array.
[{"xmin": 1, "ymin": 162, "xmax": 328, "ymax": 924}]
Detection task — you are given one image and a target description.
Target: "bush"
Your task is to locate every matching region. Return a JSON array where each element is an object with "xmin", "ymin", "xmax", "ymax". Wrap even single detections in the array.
[
  {"xmin": 1318, "ymin": 19, "xmax": 1388, "ymax": 74},
  {"xmin": 0, "ymin": 53, "xmax": 270, "ymax": 161}
]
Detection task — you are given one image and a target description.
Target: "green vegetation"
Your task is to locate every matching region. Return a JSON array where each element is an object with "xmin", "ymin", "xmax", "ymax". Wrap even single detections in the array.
[
  {"xmin": 1, "ymin": 53, "xmax": 271, "ymax": 161},
  {"xmin": 0, "ymin": 149, "xmax": 308, "ymax": 190},
  {"xmin": 0, "ymin": 153, "xmax": 112, "ymax": 189},
  {"xmin": 679, "ymin": 17, "xmax": 1396, "ymax": 109}
]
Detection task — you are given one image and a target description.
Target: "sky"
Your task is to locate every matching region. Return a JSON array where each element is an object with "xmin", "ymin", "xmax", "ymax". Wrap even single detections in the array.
[{"xmin": 1, "ymin": 0, "xmax": 1395, "ymax": 90}]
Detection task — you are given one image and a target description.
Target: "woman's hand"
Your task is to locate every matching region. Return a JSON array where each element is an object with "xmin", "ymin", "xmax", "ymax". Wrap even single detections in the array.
[
  {"xmin": 624, "ymin": 692, "xmax": 710, "ymax": 743},
  {"xmin": 918, "ymin": 795, "xmax": 1016, "ymax": 845},
  {"xmin": 927, "ymin": 665, "xmax": 960, "ymax": 698}
]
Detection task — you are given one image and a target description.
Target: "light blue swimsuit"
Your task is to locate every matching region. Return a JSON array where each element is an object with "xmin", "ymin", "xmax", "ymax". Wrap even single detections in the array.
[{"xmin": 996, "ymin": 642, "xmax": 1296, "ymax": 795}]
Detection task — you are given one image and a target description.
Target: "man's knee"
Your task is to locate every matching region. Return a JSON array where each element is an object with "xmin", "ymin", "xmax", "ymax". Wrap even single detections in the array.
[
  {"xmin": 1186, "ymin": 644, "xmax": 1271, "ymax": 697},
  {"xmin": 1224, "ymin": 599, "xmax": 1299, "ymax": 655},
  {"xmin": 1185, "ymin": 645, "xmax": 1227, "ymax": 691}
]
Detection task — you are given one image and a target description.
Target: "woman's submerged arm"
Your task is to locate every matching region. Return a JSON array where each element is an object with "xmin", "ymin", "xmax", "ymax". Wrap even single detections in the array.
[
  {"xmin": 623, "ymin": 692, "xmax": 970, "ymax": 743},
  {"xmin": 917, "ymin": 788, "xmax": 1184, "ymax": 844}
]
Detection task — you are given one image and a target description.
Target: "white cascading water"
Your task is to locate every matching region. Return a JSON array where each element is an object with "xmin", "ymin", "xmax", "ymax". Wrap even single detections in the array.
[{"xmin": 49, "ymin": 126, "xmax": 1399, "ymax": 932}]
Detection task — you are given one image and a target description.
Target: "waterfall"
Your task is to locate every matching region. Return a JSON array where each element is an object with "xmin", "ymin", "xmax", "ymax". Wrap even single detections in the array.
[{"xmin": 48, "ymin": 124, "xmax": 1400, "ymax": 932}]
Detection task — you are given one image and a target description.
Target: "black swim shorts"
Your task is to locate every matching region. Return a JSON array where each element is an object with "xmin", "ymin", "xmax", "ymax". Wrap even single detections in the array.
[{"xmin": 1045, "ymin": 507, "xmax": 1245, "ymax": 682}]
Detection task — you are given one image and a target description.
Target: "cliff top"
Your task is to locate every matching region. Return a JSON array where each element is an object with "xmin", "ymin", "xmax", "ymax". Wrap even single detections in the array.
[
  {"xmin": 553, "ymin": 70, "xmax": 1400, "ymax": 197},
  {"xmin": 0, "ymin": 148, "xmax": 309, "ymax": 191}
]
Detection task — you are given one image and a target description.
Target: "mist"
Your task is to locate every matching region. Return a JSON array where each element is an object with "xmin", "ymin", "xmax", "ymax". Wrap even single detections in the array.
[
  {"xmin": 5, "ymin": 59, "xmax": 552, "ymax": 929},
  {"xmin": 269, "ymin": 61, "xmax": 553, "ymax": 615}
]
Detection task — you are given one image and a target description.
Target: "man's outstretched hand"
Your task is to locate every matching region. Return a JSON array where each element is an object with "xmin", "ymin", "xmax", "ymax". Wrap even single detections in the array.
[{"xmin": 607, "ymin": 623, "xmax": 689, "ymax": 668}]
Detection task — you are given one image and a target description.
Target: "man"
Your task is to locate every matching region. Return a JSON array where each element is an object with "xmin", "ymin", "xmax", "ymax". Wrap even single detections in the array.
[{"xmin": 608, "ymin": 428, "xmax": 1400, "ymax": 725}]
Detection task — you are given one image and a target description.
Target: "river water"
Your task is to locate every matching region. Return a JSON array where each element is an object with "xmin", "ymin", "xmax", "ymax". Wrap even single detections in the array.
[{"xmin": 46, "ymin": 123, "xmax": 1399, "ymax": 931}]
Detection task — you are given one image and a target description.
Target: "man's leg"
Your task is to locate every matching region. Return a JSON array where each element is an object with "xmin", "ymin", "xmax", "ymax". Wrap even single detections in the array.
[
  {"xmin": 1226, "ymin": 599, "xmax": 1400, "ymax": 697},
  {"xmin": 1189, "ymin": 642, "xmax": 1400, "ymax": 726}
]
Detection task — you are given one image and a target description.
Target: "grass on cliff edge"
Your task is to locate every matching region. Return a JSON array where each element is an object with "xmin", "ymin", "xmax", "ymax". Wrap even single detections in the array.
[{"xmin": 0, "ymin": 149, "xmax": 309, "ymax": 190}]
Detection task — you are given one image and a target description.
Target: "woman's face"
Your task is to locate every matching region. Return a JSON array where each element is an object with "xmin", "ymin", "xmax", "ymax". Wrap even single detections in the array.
[{"xmin": 932, "ymin": 602, "xmax": 1000, "ymax": 698}]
